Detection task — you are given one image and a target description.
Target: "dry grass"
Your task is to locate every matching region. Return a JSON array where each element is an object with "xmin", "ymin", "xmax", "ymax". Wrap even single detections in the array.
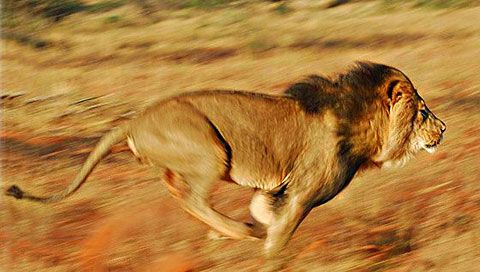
[{"xmin": 2, "ymin": 1, "xmax": 480, "ymax": 271}]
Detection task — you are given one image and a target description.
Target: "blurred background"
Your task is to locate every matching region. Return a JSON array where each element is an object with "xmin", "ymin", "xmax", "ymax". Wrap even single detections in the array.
[{"xmin": 1, "ymin": 0, "xmax": 480, "ymax": 271}]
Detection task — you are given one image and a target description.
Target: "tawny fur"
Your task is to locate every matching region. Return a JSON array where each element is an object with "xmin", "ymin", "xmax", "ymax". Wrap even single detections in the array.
[{"xmin": 5, "ymin": 62, "xmax": 446, "ymax": 271}]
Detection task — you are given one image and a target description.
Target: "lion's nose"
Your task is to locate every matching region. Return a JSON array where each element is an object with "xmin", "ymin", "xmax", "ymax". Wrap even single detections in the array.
[{"xmin": 440, "ymin": 121, "xmax": 446, "ymax": 133}]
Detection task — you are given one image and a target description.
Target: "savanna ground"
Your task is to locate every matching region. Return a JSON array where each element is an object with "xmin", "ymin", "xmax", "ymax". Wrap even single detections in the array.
[{"xmin": 1, "ymin": 0, "xmax": 480, "ymax": 271}]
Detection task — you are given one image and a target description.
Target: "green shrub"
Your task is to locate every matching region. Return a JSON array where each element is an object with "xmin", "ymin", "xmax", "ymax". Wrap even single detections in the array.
[
  {"xmin": 414, "ymin": 0, "xmax": 472, "ymax": 8},
  {"xmin": 184, "ymin": 0, "xmax": 229, "ymax": 9},
  {"xmin": 3, "ymin": 32, "xmax": 51, "ymax": 50},
  {"xmin": 274, "ymin": 2, "xmax": 291, "ymax": 15},
  {"xmin": 382, "ymin": 0, "xmax": 478, "ymax": 9},
  {"xmin": 41, "ymin": 0, "xmax": 86, "ymax": 21},
  {"xmin": 104, "ymin": 15, "xmax": 121, "ymax": 24},
  {"xmin": 2, "ymin": 0, "xmax": 127, "ymax": 23}
]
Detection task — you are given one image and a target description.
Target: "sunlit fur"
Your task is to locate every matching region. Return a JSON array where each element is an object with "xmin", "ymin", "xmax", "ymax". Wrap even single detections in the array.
[
  {"xmin": 6, "ymin": 61, "xmax": 446, "ymax": 271},
  {"xmin": 375, "ymin": 80, "xmax": 446, "ymax": 168},
  {"xmin": 285, "ymin": 61, "xmax": 446, "ymax": 170}
]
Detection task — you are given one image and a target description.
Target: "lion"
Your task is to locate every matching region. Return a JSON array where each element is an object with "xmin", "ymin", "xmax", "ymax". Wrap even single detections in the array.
[{"xmin": 5, "ymin": 62, "xmax": 445, "ymax": 270}]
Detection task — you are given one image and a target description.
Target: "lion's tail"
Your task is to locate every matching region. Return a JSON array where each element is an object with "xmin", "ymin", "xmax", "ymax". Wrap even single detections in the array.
[{"xmin": 5, "ymin": 124, "xmax": 129, "ymax": 204}]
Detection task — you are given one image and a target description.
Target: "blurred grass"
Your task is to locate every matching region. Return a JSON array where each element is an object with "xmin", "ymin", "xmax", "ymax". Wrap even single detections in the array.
[
  {"xmin": 2, "ymin": 0, "xmax": 127, "ymax": 22},
  {"xmin": 4, "ymin": 0, "xmax": 476, "ymax": 26},
  {"xmin": 382, "ymin": 0, "xmax": 480, "ymax": 9},
  {"xmin": 1, "ymin": 0, "xmax": 480, "ymax": 271}
]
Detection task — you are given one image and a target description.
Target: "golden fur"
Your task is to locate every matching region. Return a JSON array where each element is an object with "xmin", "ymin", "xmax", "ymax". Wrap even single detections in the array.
[{"xmin": 6, "ymin": 62, "xmax": 445, "ymax": 270}]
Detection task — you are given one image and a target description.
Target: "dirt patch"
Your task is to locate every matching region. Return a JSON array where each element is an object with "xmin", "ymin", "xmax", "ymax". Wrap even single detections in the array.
[{"xmin": 80, "ymin": 202, "xmax": 201, "ymax": 271}]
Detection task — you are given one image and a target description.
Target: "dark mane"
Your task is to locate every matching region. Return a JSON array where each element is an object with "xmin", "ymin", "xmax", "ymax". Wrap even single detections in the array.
[
  {"xmin": 336, "ymin": 61, "xmax": 397, "ymax": 92},
  {"xmin": 283, "ymin": 62, "xmax": 400, "ymax": 117},
  {"xmin": 283, "ymin": 74, "xmax": 335, "ymax": 114}
]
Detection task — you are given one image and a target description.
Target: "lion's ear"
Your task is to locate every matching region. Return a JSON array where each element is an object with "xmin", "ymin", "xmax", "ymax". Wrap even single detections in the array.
[
  {"xmin": 386, "ymin": 80, "xmax": 402, "ymax": 106},
  {"xmin": 386, "ymin": 80, "xmax": 413, "ymax": 108},
  {"xmin": 377, "ymin": 92, "xmax": 415, "ymax": 163}
]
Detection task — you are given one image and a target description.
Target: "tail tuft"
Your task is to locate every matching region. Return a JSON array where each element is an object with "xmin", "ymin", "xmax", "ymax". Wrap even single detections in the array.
[{"xmin": 6, "ymin": 185, "xmax": 24, "ymax": 199}]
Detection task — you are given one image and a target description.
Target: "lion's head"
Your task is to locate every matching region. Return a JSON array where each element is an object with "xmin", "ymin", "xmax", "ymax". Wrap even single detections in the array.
[
  {"xmin": 283, "ymin": 62, "xmax": 446, "ymax": 169},
  {"xmin": 375, "ymin": 65, "xmax": 446, "ymax": 168}
]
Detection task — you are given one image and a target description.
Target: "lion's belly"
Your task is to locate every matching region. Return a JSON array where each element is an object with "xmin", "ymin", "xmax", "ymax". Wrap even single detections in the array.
[{"xmin": 228, "ymin": 165, "xmax": 285, "ymax": 191}]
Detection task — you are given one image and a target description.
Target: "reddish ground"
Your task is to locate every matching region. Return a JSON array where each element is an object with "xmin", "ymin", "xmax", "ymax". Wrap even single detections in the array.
[{"xmin": 2, "ymin": 1, "xmax": 480, "ymax": 271}]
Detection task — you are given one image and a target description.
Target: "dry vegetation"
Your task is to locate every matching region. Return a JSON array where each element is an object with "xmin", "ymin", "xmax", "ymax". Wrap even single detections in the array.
[{"xmin": 1, "ymin": 0, "xmax": 480, "ymax": 271}]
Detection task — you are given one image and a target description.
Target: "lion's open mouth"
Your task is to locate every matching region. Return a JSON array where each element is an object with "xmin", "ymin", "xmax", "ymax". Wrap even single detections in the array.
[
  {"xmin": 424, "ymin": 143, "xmax": 437, "ymax": 149},
  {"xmin": 423, "ymin": 143, "xmax": 438, "ymax": 153},
  {"xmin": 423, "ymin": 137, "xmax": 442, "ymax": 153},
  {"xmin": 422, "ymin": 133, "xmax": 443, "ymax": 154}
]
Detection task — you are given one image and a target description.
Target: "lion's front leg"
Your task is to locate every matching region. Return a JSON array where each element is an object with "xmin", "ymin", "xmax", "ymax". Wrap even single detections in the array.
[
  {"xmin": 261, "ymin": 193, "xmax": 313, "ymax": 271},
  {"xmin": 250, "ymin": 190, "xmax": 275, "ymax": 226}
]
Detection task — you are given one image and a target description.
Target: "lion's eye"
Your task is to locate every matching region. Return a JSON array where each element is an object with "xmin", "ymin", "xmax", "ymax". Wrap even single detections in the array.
[{"xmin": 419, "ymin": 109, "xmax": 428, "ymax": 121}]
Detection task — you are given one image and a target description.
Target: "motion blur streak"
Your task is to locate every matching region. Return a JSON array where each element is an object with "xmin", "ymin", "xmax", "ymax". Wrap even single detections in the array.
[{"xmin": 2, "ymin": 0, "xmax": 479, "ymax": 271}]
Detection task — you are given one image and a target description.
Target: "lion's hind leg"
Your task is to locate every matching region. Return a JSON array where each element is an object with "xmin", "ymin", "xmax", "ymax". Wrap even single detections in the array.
[
  {"xmin": 205, "ymin": 189, "xmax": 273, "ymax": 240},
  {"xmin": 138, "ymin": 101, "xmax": 262, "ymax": 240},
  {"xmin": 164, "ymin": 169, "xmax": 259, "ymax": 240}
]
